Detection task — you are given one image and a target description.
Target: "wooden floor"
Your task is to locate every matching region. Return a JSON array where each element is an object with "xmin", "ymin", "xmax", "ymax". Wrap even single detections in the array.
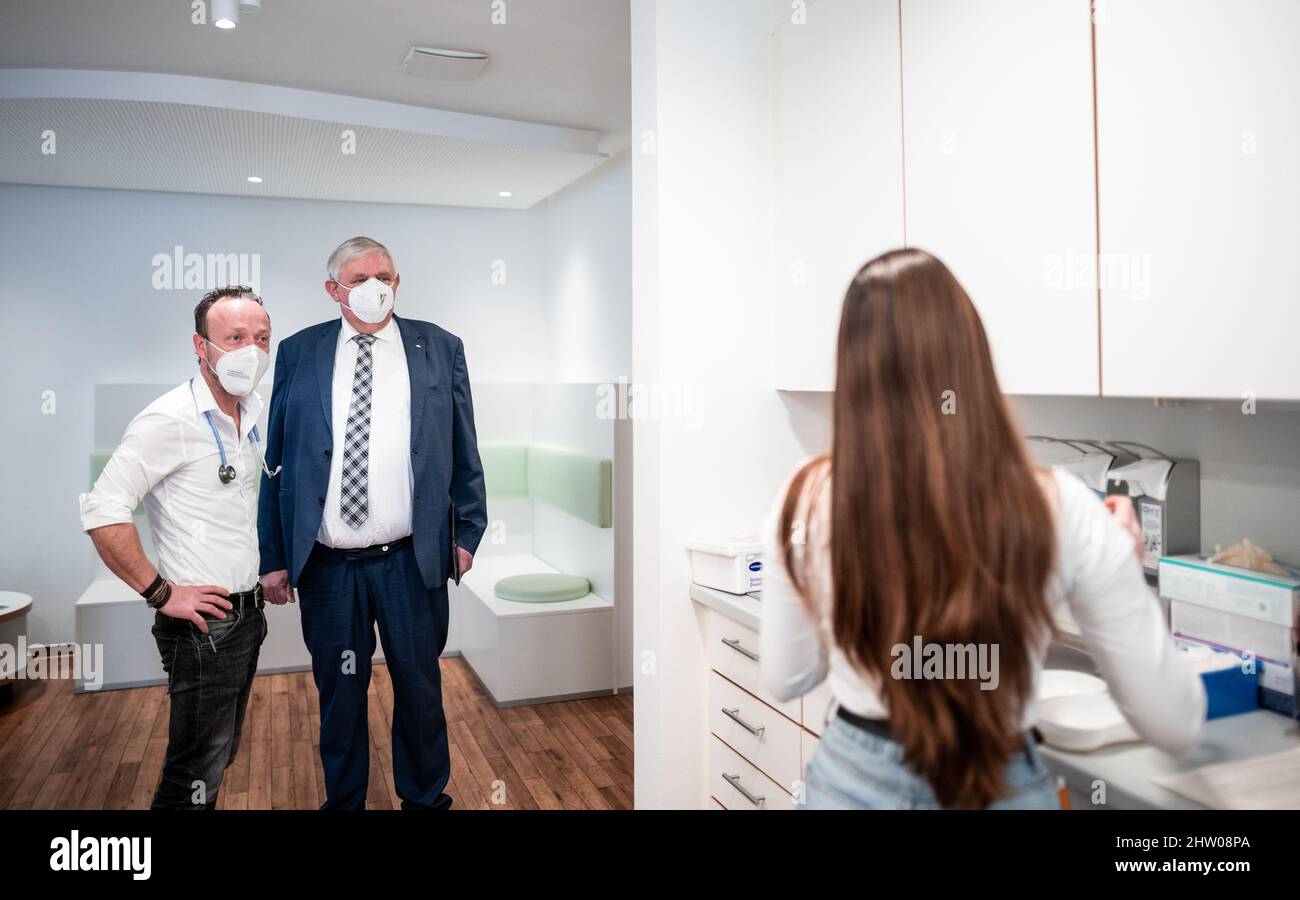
[{"xmin": 0, "ymin": 654, "xmax": 633, "ymax": 810}]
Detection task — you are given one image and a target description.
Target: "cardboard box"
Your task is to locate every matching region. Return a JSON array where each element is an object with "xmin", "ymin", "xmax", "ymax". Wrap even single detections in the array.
[
  {"xmin": 1170, "ymin": 599, "xmax": 1298, "ymax": 718},
  {"xmin": 1158, "ymin": 555, "xmax": 1300, "ymax": 629}
]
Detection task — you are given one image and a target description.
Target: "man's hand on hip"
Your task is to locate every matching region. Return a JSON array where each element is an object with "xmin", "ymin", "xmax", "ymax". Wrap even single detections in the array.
[
  {"xmin": 456, "ymin": 547, "xmax": 473, "ymax": 578},
  {"xmin": 260, "ymin": 569, "xmax": 295, "ymax": 605},
  {"xmin": 160, "ymin": 585, "xmax": 234, "ymax": 632}
]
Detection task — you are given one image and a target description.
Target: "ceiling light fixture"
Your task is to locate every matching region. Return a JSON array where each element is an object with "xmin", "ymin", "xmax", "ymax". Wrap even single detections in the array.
[
  {"xmin": 498, "ymin": 191, "xmax": 513, "ymax": 198},
  {"xmin": 247, "ymin": 176, "xmax": 263, "ymax": 183},
  {"xmin": 212, "ymin": 0, "xmax": 239, "ymax": 29}
]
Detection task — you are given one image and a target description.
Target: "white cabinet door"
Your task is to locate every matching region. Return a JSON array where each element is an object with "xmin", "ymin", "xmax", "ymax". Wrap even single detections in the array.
[
  {"xmin": 772, "ymin": 0, "xmax": 905, "ymax": 391},
  {"xmin": 902, "ymin": 0, "xmax": 1100, "ymax": 396},
  {"xmin": 1096, "ymin": 0, "xmax": 1300, "ymax": 400}
]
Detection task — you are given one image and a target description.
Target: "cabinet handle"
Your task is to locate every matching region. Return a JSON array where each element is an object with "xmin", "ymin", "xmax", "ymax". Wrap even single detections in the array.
[
  {"xmin": 722, "ymin": 772, "xmax": 766, "ymax": 807},
  {"xmin": 721, "ymin": 637, "xmax": 758, "ymax": 661},
  {"xmin": 722, "ymin": 706, "xmax": 766, "ymax": 737}
]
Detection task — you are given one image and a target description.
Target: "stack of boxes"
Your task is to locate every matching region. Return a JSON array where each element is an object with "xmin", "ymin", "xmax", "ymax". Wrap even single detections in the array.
[{"xmin": 1159, "ymin": 556, "xmax": 1300, "ymax": 718}]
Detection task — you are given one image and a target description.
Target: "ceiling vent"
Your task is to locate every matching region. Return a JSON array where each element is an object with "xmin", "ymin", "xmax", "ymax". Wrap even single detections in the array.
[{"xmin": 401, "ymin": 46, "xmax": 490, "ymax": 81}]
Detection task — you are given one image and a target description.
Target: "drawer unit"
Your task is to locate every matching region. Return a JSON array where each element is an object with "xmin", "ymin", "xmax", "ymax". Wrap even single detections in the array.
[
  {"xmin": 708, "ymin": 670, "xmax": 803, "ymax": 793},
  {"xmin": 709, "ymin": 735, "xmax": 793, "ymax": 811},
  {"xmin": 705, "ymin": 610, "xmax": 802, "ymax": 721}
]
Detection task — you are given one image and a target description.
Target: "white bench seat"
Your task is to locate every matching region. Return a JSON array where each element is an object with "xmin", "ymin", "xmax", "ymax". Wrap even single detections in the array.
[{"xmin": 454, "ymin": 553, "xmax": 614, "ymax": 706}]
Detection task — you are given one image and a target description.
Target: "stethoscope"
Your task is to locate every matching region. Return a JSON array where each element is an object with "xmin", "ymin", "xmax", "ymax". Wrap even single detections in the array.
[{"xmin": 189, "ymin": 378, "xmax": 282, "ymax": 484}]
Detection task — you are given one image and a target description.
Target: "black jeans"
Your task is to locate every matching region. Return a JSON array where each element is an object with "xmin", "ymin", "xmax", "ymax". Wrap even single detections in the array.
[{"xmin": 150, "ymin": 602, "xmax": 267, "ymax": 809}]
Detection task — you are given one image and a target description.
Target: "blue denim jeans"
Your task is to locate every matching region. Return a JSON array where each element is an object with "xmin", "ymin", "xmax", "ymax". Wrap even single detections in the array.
[
  {"xmin": 801, "ymin": 713, "xmax": 1061, "ymax": 810},
  {"xmin": 150, "ymin": 603, "xmax": 267, "ymax": 809}
]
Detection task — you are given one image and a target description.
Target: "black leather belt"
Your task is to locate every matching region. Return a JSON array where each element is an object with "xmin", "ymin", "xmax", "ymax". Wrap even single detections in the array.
[
  {"xmin": 836, "ymin": 706, "xmax": 893, "ymax": 738},
  {"xmin": 321, "ymin": 535, "xmax": 413, "ymax": 561},
  {"xmin": 224, "ymin": 583, "xmax": 265, "ymax": 611},
  {"xmin": 836, "ymin": 706, "xmax": 1043, "ymax": 747}
]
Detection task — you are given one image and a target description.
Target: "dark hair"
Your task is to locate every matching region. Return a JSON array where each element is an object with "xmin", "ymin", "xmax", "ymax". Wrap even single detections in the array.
[
  {"xmin": 779, "ymin": 248, "xmax": 1056, "ymax": 809},
  {"xmin": 194, "ymin": 285, "xmax": 264, "ymax": 338}
]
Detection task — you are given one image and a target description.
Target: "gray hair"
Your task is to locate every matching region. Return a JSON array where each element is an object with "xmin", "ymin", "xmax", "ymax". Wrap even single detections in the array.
[{"xmin": 326, "ymin": 236, "xmax": 395, "ymax": 282}]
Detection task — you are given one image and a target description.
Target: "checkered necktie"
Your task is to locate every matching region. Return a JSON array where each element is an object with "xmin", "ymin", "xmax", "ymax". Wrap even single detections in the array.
[{"xmin": 340, "ymin": 333, "xmax": 377, "ymax": 529}]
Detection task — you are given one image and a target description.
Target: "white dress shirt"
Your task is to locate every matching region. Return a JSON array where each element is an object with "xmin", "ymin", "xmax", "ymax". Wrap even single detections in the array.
[
  {"xmin": 79, "ymin": 375, "xmax": 264, "ymax": 593},
  {"xmin": 317, "ymin": 315, "xmax": 414, "ymax": 549},
  {"xmin": 759, "ymin": 463, "xmax": 1206, "ymax": 754}
]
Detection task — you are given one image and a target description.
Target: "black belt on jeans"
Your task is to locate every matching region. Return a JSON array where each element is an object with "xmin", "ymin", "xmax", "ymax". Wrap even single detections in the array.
[
  {"xmin": 836, "ymin": 706, "xmax": 894, "ymax": 739},
  {"xmin": 224, "ymin": 583, "xmax": 265, "ymax": 611},
  {"xmin": 835, "ymin": 706, "xmax": 1043, "ymax": 747},
  {"xmin": 321, "ymin": 535, "xmax": 412, "ymax": 560}
]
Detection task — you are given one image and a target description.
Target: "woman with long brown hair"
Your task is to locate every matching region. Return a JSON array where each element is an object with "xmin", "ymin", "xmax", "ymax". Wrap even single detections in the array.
[{"xmin": 760, "ymin": 248, "xmax": 1205, "ymax": 809}]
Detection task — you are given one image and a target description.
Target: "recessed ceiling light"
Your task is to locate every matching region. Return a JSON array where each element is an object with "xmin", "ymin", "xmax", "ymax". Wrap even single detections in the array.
[
  {"xmin": 498, "ymin": 191, "xmax": 513, "ymax": 198},
  {"xmin": 213, "ymin": 0, "xmax": 239, "ymax": 28},
  {"xmin": 247, "ymin": 176, "xmax": 263, "ymax": 183}
]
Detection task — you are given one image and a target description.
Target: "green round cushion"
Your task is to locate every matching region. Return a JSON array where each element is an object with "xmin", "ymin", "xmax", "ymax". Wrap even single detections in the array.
[{"xmin": 494, "ymin": 573, "xmax": 592, "ymax": 604}]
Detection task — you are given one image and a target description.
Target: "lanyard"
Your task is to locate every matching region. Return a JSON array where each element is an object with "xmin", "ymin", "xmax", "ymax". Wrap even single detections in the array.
[{"xmin": 189, "ymin": 378, "xmax": 282, "ymax": 484}]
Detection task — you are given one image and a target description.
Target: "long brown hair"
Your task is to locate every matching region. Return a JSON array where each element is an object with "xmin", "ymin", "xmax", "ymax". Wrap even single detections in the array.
[{"xmin": 780, "ymin": 248, "xmax": 1056, "ymax": 809}]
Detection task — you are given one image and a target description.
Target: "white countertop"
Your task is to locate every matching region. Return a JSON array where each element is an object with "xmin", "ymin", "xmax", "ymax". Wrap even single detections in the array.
[
  {"xmin": 1042, "ymin": 709, "xmax": 1300, "ymax": 810},
  {"xmin": 689, "ymin": 583, "xmax": 761, "ymax": 631}
]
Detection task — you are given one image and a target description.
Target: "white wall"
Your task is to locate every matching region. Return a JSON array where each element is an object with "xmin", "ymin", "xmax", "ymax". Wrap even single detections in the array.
[
  {"xmin": 1009, "ymin": 397, "xmax": 1300, "ymax": 564},
  {"xmin": 540, "ymin": 152, "xmax": 634, "ymax": 690},
  {"xmin": 0, "ymin": 181, "xmax": 589, "ymax": 647},
  {"xmin": 544, "ymin": 151, "xmax": 633, "ymax": 385},
  {"xmin": 631, "ymin": 0, "xmax": 832, "ymax": 809}
]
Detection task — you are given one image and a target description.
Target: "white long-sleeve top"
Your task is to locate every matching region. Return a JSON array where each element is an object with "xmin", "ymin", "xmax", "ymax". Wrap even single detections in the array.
[{"xmin": 759, "ymin": 462, "xmax": 1206, "ymax": 755}]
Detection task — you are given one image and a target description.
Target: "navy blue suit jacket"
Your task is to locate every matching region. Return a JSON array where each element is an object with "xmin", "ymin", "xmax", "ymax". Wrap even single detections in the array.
[{"xmin": 257, "ymin": 315, "xmax": 487, "ymax": 589}]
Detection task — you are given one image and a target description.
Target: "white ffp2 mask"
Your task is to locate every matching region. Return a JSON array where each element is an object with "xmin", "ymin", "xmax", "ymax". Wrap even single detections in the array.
[
  {"xmin": 341, "ymin": 277, "xmax": 394, "ymax": 324},
  {"xmin": 206, "ymin": 341, "xmax": 269, "ymax": 397}
]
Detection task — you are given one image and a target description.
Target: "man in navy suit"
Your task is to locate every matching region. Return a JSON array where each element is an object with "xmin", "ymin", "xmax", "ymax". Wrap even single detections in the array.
[{"xmin": 257, "ymin": 236, "xmax": 486, "ymax": 810}]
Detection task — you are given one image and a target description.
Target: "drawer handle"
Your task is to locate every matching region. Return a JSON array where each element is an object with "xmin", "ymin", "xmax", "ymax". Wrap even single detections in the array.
[
  {"xmin": 722, "ymin": 772, "xmax": 766, "ymax": 807},
  {"xmin": 721, "ymin": 637, "xmax": 759, "ymax": 661},
  {"xmin": 722, "ymin": 706, "xmax": 766, "ymax": 737}
]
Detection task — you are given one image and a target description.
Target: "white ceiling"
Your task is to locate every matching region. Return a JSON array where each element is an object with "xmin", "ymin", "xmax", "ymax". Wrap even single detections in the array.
[
  {"xmin": 0, "ymin": 0, "xmax": 631, "ymax": 133},
  {"xmin": 0, "ymin": 95, "xmax": 608, "ymax": 209},
  {"xmin": 0, "ymin": 0, "xmax": 630, "ymax": 208}
]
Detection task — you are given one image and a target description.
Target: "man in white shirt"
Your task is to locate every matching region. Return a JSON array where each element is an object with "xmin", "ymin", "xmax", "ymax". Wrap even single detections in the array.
[{"xmin": 80, "ymin": 286, "xmax": 281, "ymax": 810}]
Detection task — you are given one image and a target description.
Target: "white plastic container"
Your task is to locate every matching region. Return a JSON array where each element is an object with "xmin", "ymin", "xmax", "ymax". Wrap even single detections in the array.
[{"xmin": 687, "ymin": 536, "xmax": 764, "ymax": 595}]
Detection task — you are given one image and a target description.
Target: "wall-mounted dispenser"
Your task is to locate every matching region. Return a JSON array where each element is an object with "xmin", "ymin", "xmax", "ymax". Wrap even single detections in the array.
[
  {"xmin": 1025, "ymin": 436, "xmax": 1115, "ymax": 498},
  {"xmin": 1099, "ymin": 441, "xmax": 1201, "ymax": 577}
]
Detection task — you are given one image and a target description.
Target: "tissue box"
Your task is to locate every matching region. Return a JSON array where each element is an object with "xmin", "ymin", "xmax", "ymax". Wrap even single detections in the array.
[
  {"xmin": 1175, "ymin": 608, "xmax": 1294, "ymax": 723},
  {"xmin": 1158, "ymin": 555, "xmax": 1300, "ymax": 628},
  {"xmin": 1160, "ymin": 556, "xmax": 1299, "ymax": 718}
]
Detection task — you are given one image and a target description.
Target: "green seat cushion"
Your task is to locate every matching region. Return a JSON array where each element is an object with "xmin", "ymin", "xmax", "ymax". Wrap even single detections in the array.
[{"xmin": 494, "ymin": 573, "xmax": 592, "ymax": 604}]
